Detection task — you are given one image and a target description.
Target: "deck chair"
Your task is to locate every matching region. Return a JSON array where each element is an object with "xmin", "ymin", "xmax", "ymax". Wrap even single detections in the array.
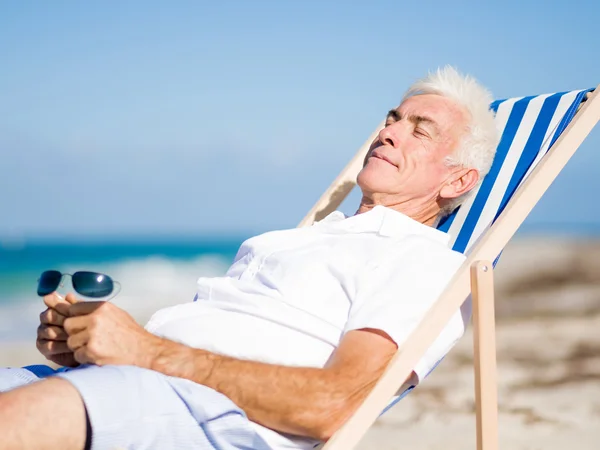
[{"xmin": 298, "ymin": 85, "xmax": 600, "ymax": 450}]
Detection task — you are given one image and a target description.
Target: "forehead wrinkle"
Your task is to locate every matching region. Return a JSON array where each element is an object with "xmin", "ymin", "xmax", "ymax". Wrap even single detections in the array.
[{"xmin": 398, "ymin": 95, "xmax": 464, "ymax": 130}]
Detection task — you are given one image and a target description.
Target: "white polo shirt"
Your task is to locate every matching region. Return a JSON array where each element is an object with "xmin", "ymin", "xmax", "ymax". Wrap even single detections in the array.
[{"xmin": 145, "ymin": 205, "xmax": 467, "ymax": 449}]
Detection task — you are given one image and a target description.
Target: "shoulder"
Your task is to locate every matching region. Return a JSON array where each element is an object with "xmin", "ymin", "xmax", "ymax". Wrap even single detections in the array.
[
  {"xmin": 356, "ymin": 234, "xmax": 464, "ymax": 298},
  {"xmin": 380, "ymin": 234, "xmax": 465, "ymax": 269}
]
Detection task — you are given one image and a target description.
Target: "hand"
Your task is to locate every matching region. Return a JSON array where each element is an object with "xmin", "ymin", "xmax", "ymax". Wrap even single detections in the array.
[
  {"xmin": 63, "ymin": 301, "xmax": 162, "ymax": 368},
  {"xmin": 36, "ymin": 293, "xmax": 81, "ymax": 368}
]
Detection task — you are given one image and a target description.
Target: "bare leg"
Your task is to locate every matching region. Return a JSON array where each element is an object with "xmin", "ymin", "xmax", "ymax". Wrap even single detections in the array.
[{"xmin": 0, "ymin": 377, "xmax": 87, "ymax": 450}]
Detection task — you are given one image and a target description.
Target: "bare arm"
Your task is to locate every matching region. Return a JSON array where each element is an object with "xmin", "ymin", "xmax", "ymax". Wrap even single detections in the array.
[
  {"xmin": 149, "ymin": 328, "xmax": 397, "ymax": 440},
  {"xmin": 63, "ymin": 300, "xmax": 399, "ymax": 441}
]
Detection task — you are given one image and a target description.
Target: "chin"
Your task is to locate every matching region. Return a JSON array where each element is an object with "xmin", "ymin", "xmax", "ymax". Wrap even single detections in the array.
[{"xmin": 356, "ymin": 167, "xmax": 393, "ymax": 195}]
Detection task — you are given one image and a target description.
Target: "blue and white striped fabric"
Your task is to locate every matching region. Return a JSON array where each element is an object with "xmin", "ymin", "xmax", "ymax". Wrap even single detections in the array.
[
  {"xmin": 380, "ymin": 88, "xmax": 593, "ymax": 416},
  {"xmin": 439, "ymin": 88, "xmax": 593, "ymax": 253}
]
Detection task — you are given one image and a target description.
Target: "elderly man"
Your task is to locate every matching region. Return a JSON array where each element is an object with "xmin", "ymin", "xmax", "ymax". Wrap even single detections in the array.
[{"xmin": 0, "ymin": 66, "xmax": 499, "ymax": 450}]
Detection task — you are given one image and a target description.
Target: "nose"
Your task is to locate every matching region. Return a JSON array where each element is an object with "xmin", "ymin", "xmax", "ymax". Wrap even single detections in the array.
[{"xmin": 378, "ymin": 124, "xmax": 398, "ymax": 148}]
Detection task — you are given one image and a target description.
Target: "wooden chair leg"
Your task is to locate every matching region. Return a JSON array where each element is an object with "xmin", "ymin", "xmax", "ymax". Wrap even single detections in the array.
[{"xmin": 471, "ymin": 261, "xmax": 499, "ymax": 450}]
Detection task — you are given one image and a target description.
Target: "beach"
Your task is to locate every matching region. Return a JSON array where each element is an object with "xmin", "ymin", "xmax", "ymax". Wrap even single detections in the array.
[
  {"xmin": 1, "ymin": 237, "xmax": 599, "ymax": 449},
  {"xmin": 357, "ymin": 238, "xmax": 600, "ymax": 449}
]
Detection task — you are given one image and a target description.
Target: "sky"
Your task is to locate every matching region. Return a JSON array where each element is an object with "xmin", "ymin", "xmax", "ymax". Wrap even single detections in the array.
[{"xmin": 0, "ymin": 0, "xmax": 599, "ymax": 240}]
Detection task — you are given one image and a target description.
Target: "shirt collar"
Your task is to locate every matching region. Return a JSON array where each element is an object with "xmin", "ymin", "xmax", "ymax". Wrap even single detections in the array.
[{"xmin": 315, "ymin": 205, "xmax": 451, "ymax": 246}]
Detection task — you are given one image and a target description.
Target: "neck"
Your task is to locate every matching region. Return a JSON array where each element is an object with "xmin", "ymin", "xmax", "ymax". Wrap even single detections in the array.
[{"xmin": 356, "ymin": 196, "xmax": 441, "ymax": 227}]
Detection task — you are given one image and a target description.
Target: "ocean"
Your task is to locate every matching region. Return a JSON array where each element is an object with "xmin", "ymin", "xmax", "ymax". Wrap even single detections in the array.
[
  {"xmin": 2, "ymin": 220, "xmax": 600, "ymax": 344},
  {"xmin": 0, "ymin": 237, "xmax": 246, "ymax": 342}
]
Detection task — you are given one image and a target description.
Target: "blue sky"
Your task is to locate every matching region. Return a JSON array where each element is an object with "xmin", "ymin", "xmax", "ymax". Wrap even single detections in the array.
[{"xmin": 1, "ymin": 0, "xmax": 598, "ymax": 239}]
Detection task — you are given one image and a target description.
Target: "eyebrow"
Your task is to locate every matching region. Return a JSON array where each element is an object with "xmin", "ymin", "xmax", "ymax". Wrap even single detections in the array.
[
  {"xmin": 386, "ymin": 109, "xmax": 441, "ymax": 135},
  {"xmin": 386, "ymin": 109, "xmax": 401, "ymax": 122}
]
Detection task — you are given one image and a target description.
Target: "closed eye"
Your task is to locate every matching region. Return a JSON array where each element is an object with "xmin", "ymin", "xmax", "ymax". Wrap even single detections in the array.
[{"xmin": 414, "ymin": 128, "xmax": 430, "ymax": 138}]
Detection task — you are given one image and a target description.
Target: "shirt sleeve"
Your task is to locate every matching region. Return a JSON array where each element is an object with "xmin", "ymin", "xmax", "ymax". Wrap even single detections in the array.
[{"xmin": 344, "ymin": 235, "xmax": 467, "ymax": 383}]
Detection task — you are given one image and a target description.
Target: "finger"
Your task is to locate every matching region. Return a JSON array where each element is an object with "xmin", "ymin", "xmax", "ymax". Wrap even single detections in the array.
[
  {"xmin": 43, "ymin": 293, "xmax": 71, "ymax": 317},
  {"xmin": 43, "ymin": 292, "xmax": 65, "ymax": 309},
  {"xmin": 39, "ymin": 308, "xmax": 67, "ymax": 327},
  {"xmin": 63, "ymin": 315, "xmax": 90, "ymax": 335},
  {"xmin": 49, "ymin": 353, "xmax": 79, "ymax": 369},
  {"xmin": 68, "ymin": 301, "xmax": 105, "ymax": 317},
  {"xmin": 74, "ymin": 346, "xmax": 93, "ymax": 365},
  {"xmin": 65, "ymin": 292, "xmax": 82, "ymax": 305},
  {"xmin": 37, "ymin": 325, "xmax": 68, "ymax": 341},
  {"xmin": 67, "ymin": 330, "xmax": 90, "ymax": 351},
  {"xmin": 36, "ymin": 339, "xmax": 70, "ymax": 356}
]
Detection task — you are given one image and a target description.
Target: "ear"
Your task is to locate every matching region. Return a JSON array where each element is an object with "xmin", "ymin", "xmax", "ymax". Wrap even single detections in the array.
[{"xmin": 439, "ymin": 167, "xmax": 479, "ymax": 200}]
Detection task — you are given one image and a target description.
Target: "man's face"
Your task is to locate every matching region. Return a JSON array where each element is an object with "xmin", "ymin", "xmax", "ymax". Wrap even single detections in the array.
[{"xmin": 357, "ymin": 94, "xmax": 470, "ymax": 206}]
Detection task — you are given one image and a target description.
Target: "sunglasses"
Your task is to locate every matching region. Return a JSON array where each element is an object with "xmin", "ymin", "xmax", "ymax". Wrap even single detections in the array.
[{"xmin": 37, "ymin": 270, "xmax": 121, "ymax": 299}]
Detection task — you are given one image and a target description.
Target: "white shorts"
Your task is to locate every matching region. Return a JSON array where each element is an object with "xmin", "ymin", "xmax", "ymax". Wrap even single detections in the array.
[{"xmin": 0, "ymin": 364, "xmax": 271, "ymax": 450}]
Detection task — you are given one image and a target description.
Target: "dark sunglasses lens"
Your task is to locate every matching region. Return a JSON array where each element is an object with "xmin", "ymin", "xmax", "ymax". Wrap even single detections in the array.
[
  {"xmin": 72, "ymin": 272, "xmax": 114, "ymax": 298},
  {"xmin": 37, "ymin": 270, "xmax": 63, "ymax": 296}
]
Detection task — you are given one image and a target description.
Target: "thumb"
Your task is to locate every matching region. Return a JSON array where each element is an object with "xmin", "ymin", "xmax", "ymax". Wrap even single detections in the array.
[
  {"xmin": 68, "ymin": 301, "xmax": 105, "ymax": 317},
  {"xmin": 65, "ymin": 292, "xmax": 82, "ymax": 305},
  {"xmin": 43, "ymin": 293, "xmax": 71, "ymax": 316}
]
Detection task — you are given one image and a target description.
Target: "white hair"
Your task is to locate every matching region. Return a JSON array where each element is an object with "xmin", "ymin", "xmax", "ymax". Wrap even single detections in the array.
[{"xmin": 402, "ymin": 66, "xmax": 500, "ymax": 216}]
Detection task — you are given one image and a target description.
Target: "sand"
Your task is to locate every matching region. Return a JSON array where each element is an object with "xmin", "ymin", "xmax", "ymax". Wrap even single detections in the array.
[
  {"xmin": 2, "ymin": 237, "xmax": 600, "ymax": 449},
  {"xmin": 358, "ymin": 313, "xmax": 600, "ymax": 449},
  {"xmin": 356, "ymin": 238, "xmax": 600, "ymax": 449}
]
